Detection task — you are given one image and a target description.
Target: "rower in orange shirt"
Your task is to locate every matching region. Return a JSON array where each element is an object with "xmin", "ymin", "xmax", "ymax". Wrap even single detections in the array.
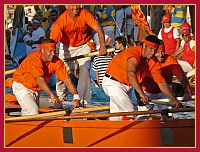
[
  {"xmin": 50, "ymin": 5, "xmax": 107, "ymax": 104},
  {"xmin": 139, "ymin": 40, "xmax": 192, "ymax": 118},
  {"xmin": 102, "ymin": 35, "xmax": 180, "ymax": 120},
  {"xmin": 12, "ymin": 39, "xmax": 80, "ymax": 116}
]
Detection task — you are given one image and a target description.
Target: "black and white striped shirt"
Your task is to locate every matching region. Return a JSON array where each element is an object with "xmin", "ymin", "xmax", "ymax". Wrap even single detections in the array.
[{"xmin": 92, "ymin": 56, "xmax": 113, "ymax": 85}]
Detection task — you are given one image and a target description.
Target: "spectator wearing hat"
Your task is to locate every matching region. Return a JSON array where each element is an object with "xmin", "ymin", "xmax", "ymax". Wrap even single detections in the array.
[
  {"xmin": 26, "ymin": 18, "xmax": 45, "ymax": 52},
  {"xmin": 180, "ymin": 22, "xmax": 190, "ymax": 32},
  {"xmin": 171, "ymin": 29, "xmax": 195, "ymax": 73},
  {"xmin": 179, "ymin": 22, "xmax": 195, "ymax": 40},
  {"xmin": 158, "ymin": 15, "xmax": 180, "ymax": 55}
]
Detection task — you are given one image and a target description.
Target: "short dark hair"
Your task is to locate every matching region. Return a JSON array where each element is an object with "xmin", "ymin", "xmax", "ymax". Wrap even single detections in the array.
[
  {"xmin": 115, "ymin": 36, "xmax": 127, "ymax": 47},
  {"xmin": 145, "ymin": 35, "xmax": 159, "ymax": 45},
  {"xmin": 42, "ymin": 38, "xmax": 55, "ymax": 44}
]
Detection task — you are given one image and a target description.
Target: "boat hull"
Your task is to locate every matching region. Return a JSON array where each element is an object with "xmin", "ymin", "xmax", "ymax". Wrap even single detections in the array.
[{"xmin": 5, "ymin": 119, "xmax": 195, "ymax": 147}]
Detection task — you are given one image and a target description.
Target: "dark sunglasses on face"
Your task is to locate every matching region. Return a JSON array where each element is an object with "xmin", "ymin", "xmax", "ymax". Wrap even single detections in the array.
[{"xmin": 182, "ymin": 34, "xmax": 189, "ymax": 37}]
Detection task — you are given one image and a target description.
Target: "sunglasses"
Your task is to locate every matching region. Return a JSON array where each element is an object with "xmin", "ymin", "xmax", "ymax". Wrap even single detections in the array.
[{"xmin": 182, "ymin": 34, "xmax": 189, "ymax": 37}]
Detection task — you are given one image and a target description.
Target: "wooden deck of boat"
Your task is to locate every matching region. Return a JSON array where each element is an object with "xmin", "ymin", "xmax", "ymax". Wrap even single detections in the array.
[{"xmin": 39, "ymin": 96, "xmax": 55, "ymax": 108}]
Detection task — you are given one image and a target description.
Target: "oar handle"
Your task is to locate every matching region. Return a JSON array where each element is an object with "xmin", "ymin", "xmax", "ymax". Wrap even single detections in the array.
[
  {"xmin": 72, "ymin": 105, "xmax": 110, "ymax": 113},
  {"xmin": 5, "ymin": 109, "xmax": 70, "ymax": 122},
  {"xmin": 64, "ymin": 48, "xmax": 115, "ymax": 62},
  {"xmin": 150, "ymin": 100, "xmax": 175, "ymax": 107},
  {"xmin": 5, "ymin": 69, "xmax": 16, "ymax": 75}
]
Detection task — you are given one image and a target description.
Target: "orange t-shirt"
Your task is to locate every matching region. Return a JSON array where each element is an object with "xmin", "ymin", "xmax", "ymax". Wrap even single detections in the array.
[
  {"xmin": 50, "ymin": 8, "xmax": 98, "ymax": 47},
  {"xmin": 106, "ymin": 46, "xmax": 165, "ymax": 85},
  {"xmin": 13, "ymin": 50, "xmax": 69, "ymax": 91},
  {"xmin": 141, "ymin": 55, "xmax": 184, "ymax": 94},
  {"xmin": 137, "ymin": 57, "xmax": 166, "ymax": 85}
]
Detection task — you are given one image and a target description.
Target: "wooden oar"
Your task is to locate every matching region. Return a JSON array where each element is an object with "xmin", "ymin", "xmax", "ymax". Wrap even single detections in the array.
[
  {"xmin": 5, "ymin": 109, "xmax": 70, "ymax": 122},
  {"xmin": 150, "ymin": 99, "xmax": 176, "ymax": 107},
  {"xmin": 5, "ymin": 69, "xmax": 16, "ymax": 75},
  {"xmin": 72, "ymin": 105, "xmax": 109, "ymax": 113},
  {"xmin": 63, "ymin": 48, "xmax": 115, "ymax": 62},
  {"xmin": 5, "ymin": 107, "xmax": 194, "ymax": 122},
  {"xmin": 5, "ymin": 105, "xmax": 110, "ymax": 122},
  {"xmin": 4, "ymin": 48, "xmax": 115, "ymax": 75},
  {"xmin": 150, "ymin": 99, "xmax": 195, "ymax": 108}
]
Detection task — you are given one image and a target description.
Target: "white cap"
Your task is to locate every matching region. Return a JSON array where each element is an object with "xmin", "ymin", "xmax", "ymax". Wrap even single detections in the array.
[{"xmin": 32, "ymin": 19, "xmax": 40, "ymax": 23}]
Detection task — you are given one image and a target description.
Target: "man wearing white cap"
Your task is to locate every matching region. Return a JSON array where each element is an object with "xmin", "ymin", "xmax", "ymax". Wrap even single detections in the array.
[{"xmin": 26, "ymin": 18, "xmax": 45, "ymax": 53}]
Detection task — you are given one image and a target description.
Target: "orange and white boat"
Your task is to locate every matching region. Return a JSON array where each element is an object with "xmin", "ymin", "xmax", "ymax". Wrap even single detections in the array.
[
  {"xmin": 5, "ymin": 105, "xmax": 195, "ymax": 148},
  {"xmin": 4, "ymin": 93, "xmax": 196, "ymax": 148}
]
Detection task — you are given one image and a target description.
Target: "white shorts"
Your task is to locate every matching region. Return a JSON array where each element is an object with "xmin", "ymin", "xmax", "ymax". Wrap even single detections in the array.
[{"xmin": 12, "ymin": 81, "xmax": 41, "ymax": 116}]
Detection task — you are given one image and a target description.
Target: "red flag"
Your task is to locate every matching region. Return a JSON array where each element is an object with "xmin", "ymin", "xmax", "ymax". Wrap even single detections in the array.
[{"xmin": 131, "ymin": 5, "xmax": 154, "ymax": 36}]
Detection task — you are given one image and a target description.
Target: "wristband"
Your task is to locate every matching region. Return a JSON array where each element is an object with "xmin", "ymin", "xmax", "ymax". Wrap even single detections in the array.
[{"xmin": 73, "ymin": 94, "xmax": 80, "ymax": 100}]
